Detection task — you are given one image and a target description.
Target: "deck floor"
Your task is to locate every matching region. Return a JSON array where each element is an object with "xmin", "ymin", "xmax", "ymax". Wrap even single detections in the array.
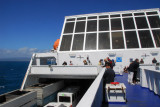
[{"xmin": 102, "ymin": 73, "xmax": 160, "ymax": 107}]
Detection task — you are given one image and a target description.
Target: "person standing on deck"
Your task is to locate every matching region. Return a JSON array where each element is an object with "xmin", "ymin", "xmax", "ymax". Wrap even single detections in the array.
[
  {"xmin": 129, "ymin": 59, "xmax": 139, "ymax": 84},
  {"xmin": 103, "ymin": 62, "xmax": 115, "ymax": 102},
  {"xmin": 152, "ymin": 58, "xmax": 157, "ymax": 64},
  {"xmin": 128, "ymin": 61, "xmax": 134, "ymax": 84},
  {"xmin": 83, "ymin": 60, "xmax": 88, "ymax": 65},
  {"xmin": 69, "ymin": 61, "xmax": 73, "ymax": 65},
  {"xmin": 140, "ymin": 59, "xmax": 144, "ymax": 64}
]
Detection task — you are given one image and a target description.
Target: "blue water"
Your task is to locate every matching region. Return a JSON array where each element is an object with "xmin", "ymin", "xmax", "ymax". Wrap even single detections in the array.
[{"xmin": 0, "ymin": 61, "xmax": 29, "ymax": 95}]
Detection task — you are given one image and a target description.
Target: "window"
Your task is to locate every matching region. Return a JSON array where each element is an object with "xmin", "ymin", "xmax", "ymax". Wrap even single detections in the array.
[
  {"xmin": 123, "ymin": 18, "xmax": 135, "ymax": 30},
  {"xmin": 99, "ymin": 33, "xmax": 110, "ymax": 49},
  {"xmin": 75, "ymin": 21, "xmax": 85, "ymax": 33},
  {"xmin": 60, "ymin": 35, "xmax": 72, "ymax": 51},
  {"xmin": 67, "ymin": 18, "xmax": 75, "ymax": 21},
  {"xmin": 125, "ymin": 31, "xmax": 139, "ymax": 48},
  {"xmin": 40, "ymin": 57, "xmax": 56, "ymax": 65},
  {"xmin": 135, "ymin": 17, "xmax": 148, "ymax": 29},
  {"xmin": 72, "ymin": 34, "xmax": 84, "ymax": 50},
  {"xmin": 110, "ymin": 14, "xmax": 120, "ymax": 18},
  {"xmin": 122, "ymin": 14, "xmax": 132, "ymax": 17},
  {"xmin": 40, "ymin": 58, "xmax": 47, "ymax": 65},
  {"xmin": 148, "ymin": 16, "xmax": 160, "ymax": 28},
  {"xmin": 134, "ymin": 13, "xmax": 145, "ymax": 16},
  {"xmin": 138, "ymin": 31, "xmax": 154, "ymax": 48},
  {"xmin": 88, "ymin": 16, "xmax": 97, "ymax": 19},
  {"xmin": 63, "ymin": 22, "xmax": 75, "ymax": 33},
  {"xmin": 85, "ymin": 33, "xmax": 97, "ymax": 50},
  {"xmin": 99, "ymin": 15, "xmax": 108, "ymax": 18},
  {"xmin": 146, "ymin": 11, "xmax": 158, "ymax": 15},
  {"xmin": 87, "ymin": 20, "xmax": 97, "ymax": 32},
  {"xmin": 111, "ymin": 19, "xmax": 122, "ymax": 30},
  {"xmin": 112, "ymin": 32, "xmax": 124, "ymax": 49},
  {"xmin": 99, "ymin": 19, "xmax": 109, "ymax": 31},
  {"xmin": 77, "ymin": 17, "xmax": 86, "ymax": 20},
  {"xmin": 59, "ymin": 96, "xmax": 71, "ymax": 102},
  {"xmin": 152, "ymin": 30, "xmax": 160, "ymax": 47}
]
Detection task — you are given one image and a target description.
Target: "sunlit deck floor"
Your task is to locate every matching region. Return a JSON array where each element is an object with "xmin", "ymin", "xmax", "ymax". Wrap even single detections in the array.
[{"xmin": 102, "ymin": 73, "xmax": 160, "ymax": 107}]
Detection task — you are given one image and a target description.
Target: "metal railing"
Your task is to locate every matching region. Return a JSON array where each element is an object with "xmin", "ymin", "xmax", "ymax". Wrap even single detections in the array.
[
  {"xmin": 140, "ymin": 66, "xmax": 160, "ymax": 95},
  {"xmin": 20, "ymin": 53, "xmax": 36, "ymax": 91},
  {"xmin": 30, "ymin": 65, "xmax": 100, "ymax": 76}
]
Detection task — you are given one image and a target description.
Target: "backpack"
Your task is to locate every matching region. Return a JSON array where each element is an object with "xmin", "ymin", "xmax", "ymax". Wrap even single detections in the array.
[{"xmin": 112, "ymin": 60, "xmax": 115, "ymax": 66}]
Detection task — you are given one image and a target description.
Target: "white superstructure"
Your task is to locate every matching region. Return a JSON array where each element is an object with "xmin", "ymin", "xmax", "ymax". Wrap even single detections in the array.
[{"xmin": 57, "ymin": 8, "xmax": 160, "ymax": 67}]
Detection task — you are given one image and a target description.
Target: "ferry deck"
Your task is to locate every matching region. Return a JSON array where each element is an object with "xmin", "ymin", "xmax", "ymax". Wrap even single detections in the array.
[{"xmin": 102, "ymin": 73, "xmax": 160, "ymax": 107}]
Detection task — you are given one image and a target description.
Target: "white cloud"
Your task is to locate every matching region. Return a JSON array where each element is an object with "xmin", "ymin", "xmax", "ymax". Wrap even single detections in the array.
[{"xmin": 0, "ymin": 47, "xmax": 50, "ymax": 58}]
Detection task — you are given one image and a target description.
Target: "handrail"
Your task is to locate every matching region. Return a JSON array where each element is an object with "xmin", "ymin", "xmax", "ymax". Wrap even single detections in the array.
[
  {"xmin": 20, "ymin": 53, "xmax": 36, "ymax": 91},
  {"xmin": 76, "ymin": 68, "xmax": 105, "ymax": 107},
  {"xmin": 144, "ymin": 68, "xmax": 160, "ymax": 73},
  {"xmin": 140, "ymin": 67, "xmax": 160, "ymax": 95},
  {"xmin": 31, "ymin": 65, "xmax": 98, "ymax": 67}
]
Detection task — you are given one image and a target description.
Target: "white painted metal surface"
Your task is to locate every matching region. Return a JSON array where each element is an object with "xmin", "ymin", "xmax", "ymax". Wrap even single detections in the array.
[
  {"xmin": 140, "ymin": 66, "xmax": 160, "ymax": 95},
  {"xmin": 31, "ymin": 65, "xmax": 99, "ymax": 76},
  {"xmin": 64, "ymin": 8, "xmax": 159, "ymax": 18},
  {"xmin": 58, "ymin": 49, "xmax": 160, "ymax": 70},
  {"xmin": 35, "ymin": 52, "xmax": 57, "ymax": 57},
  {"xmin": 20, "ymin": 53, "xmax": 36, "ymax": 91}
]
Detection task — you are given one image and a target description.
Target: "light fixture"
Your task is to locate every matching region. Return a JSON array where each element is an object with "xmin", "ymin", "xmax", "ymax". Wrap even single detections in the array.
[
  {"xmin": 69, "ymin": 54, "xmax": 76, "ymax": 58},
  {"xmin": 108, "ymin": 53, "xmax": 116, "ymax": 56},
  {"xmin": 150, "ymin": 51, "xmax": 159, "ymax": 56}
]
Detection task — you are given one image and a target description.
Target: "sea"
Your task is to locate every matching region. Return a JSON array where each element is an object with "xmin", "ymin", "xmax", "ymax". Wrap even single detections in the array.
[{"xmin": 0, "ymin": 61, "xmax": 29, "ymax": 95}]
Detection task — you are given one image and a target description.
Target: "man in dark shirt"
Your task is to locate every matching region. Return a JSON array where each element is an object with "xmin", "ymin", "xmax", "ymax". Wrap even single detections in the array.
[
  {"xmin": 129, "ymin": 59, "xmax": 139, "ymax": 84},
  {"xmin": 103, "ymin": 62, "xmax": 115, "ymax": 102},
  {"xmin": 103, "ymin": 63, "xmax": 115, "ymax": 83}
]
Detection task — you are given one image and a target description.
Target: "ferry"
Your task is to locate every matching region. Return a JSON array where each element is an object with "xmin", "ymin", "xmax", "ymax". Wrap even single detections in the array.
[{"xmin": 0, "ymin": 8, "xmax": 160, "ymax": 107}]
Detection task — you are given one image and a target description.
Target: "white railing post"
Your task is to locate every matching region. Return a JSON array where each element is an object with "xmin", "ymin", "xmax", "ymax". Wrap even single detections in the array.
[{"xmin": 20, "ymin": 53, "xmax": 36, "ymax": 91}]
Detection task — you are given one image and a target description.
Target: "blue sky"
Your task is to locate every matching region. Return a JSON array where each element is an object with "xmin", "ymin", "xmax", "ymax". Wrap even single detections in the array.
[{"xmin": 0, "ymin": 0, "xmax": 160, "ymax": 58}]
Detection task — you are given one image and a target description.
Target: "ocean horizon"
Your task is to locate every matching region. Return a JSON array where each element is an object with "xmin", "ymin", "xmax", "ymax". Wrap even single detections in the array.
[
  {"xmin": 0, "ymin": 61, "xmax": 29, "ymax": 95},
  {"xmin": 0, "ymin": 57, "xmax": 30, "ymax": 61}
]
